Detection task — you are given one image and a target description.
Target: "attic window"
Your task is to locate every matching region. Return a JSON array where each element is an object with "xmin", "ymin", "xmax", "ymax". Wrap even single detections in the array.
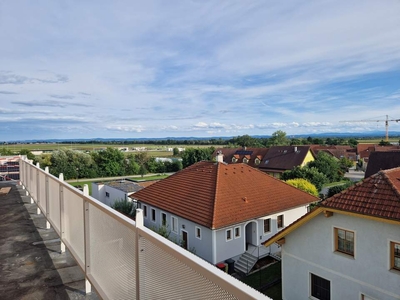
[
  {"xmin": 264, "ymin": 160, "xmax": 269, "ymax": 165},
  {"xmin": 243, "ymin": 158, "xmax": 249, "ymax": 164},
  {"xmin": 283, "ymin": 150, "xmax": 287, "ymax": 154},
  {"xmin": 232, "ymin": 157, "xmax": 238, "ymax": 163},
  {"xmin": 255, "ymin": 158, "xmax": 260, "ymax": 165}
]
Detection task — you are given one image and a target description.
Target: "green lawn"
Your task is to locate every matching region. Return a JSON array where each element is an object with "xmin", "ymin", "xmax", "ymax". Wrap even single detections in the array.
[
  {"xmin": 129, "ymin": 174, "xmax": 169, "ymax": 181},
  {"xmin": 263, "ymin": 282, "xmax": 282, "ymax": 300},
  {"xmin": 241, "ymin": 261, "xmax": 281, "ymax": 290},
  {"xmin": 322, "ymin": 181, "xmax": 348, "ymax": 188}
]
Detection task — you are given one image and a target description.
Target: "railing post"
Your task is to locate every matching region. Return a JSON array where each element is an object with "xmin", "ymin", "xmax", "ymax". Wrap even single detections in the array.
[
  {"xmin": 59, "ymin": 173, "xmax": 66, "ymax": 253},
  {"xmin": 136, "ymin": 209, "xmax": 144, "ymax": 300},
  {"xmin": 36, "ymin": 163, "xmax": 41, "ymax": 215},
  {"xmin": 45, "ymin": 167, "xmax": 51, "ymax": 229},
  {"xmin": 83, "ymin": 184, "xmax": 92, "ymax": 294}
]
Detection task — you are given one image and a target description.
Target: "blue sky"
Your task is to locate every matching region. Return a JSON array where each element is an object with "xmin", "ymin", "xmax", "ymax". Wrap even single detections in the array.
[{"xmin": 1, "ymin": 1, "xmax": 400, "ymax": 141}]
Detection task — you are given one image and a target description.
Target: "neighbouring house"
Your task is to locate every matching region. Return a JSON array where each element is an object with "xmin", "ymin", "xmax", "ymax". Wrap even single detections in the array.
[
  {"xmin": 310, "ymin": 145, "xmax": 357, "ymax": 162},
  {"xmin": 92, "ymin": 179, "xmax": 157, "ymax": 207},
  {"xmin": 131, "ymin": 156, "xmax": 318, "ymax": 272},
  {"xmin": 357, "ymin": 143, "xmax": 400, "ymax": 166},
  {"xmin": 258, "ymin": 146, "xmax": 314, "ymax": 178},
  {"xmin": 364, "ymin": 151, "xmax": 400, "ymax": 178},
  {"xmin": 212, "ymin": 147, "xmax": 270, "ymax": 168},
  {"xmin": 264, "ymin": 167, "xmax": 400, "ymax": 300}
]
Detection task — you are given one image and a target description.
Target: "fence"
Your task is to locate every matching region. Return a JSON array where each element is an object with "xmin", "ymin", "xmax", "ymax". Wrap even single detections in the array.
[{"xmin": 19, "ymin": 158, "xmax": 268, "ymax": 300}]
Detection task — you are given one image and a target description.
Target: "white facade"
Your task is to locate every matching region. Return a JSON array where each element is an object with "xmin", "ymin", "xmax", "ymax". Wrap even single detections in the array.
[
  {"xmin": 280, "ymin": 212, "xmax": 400, "ymax": 300},
  {"xmin": 92, "ymin": 182, "xmax": 132, "ymax": 207},
  {"xmin": 140, "ymin": 201, "xmax": 309, "ymax": 264}
]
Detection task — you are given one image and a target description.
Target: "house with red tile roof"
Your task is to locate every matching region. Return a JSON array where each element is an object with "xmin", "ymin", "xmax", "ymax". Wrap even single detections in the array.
[
  {"xmin": 131, "ymin": 157, "xmax": 318, "ymax": 272},
  {"xmin": 258, "ymin": 146, "xmax": 315, "ymax": 178},
  {"xmin": 264, "ymin": 167, "xmax": 400, "ymax": 300},
  {"xmin": 212, "ymin": 147, "xmax": 269, "ymax": 168}
]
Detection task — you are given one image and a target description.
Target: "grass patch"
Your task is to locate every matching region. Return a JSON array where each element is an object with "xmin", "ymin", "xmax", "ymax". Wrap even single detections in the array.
[
  {"xmin": 68, "ymin": 181, "xmax": 93, "ymax": 195},
  {"xmin": 129, "ymin": 174, "xmax": 169, "ymax": 181},
  {"xmin": 241, "ymin": 261, "xmax": 281, "ymax": 289},
  {"xmin": 263, "ymin": 282, "xmax": 282, "ymax": 300},
  {"xmin": 322, "ymin": 181, "xmax": 347, "ymax": 188}
]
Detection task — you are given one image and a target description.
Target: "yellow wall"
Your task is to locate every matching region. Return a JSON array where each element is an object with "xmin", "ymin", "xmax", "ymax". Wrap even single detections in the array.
[{"xmin": 301, "ymin": 150, "xmax": 315, "ymax": 166}]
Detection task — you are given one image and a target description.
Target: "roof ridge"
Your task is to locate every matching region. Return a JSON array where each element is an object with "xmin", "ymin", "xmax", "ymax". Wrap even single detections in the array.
[
  {"xmin": 211, "ymin": 162, "xmax": 221, "ymax": 229},
  {"xmin": 381, "ymin": 169, "xmax": 400, "ymax": 200}
]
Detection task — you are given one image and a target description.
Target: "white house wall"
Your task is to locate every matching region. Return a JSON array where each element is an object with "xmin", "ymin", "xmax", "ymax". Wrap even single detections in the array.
[
  {"xmin": 141, "ymin": 203, "xmax": 214, "ymax": 263},
  {"xmin": 282, "ymin": 213, "xmax": 400, "ymax": 300},
  {"xmin": 92, "ymin": 183, "xmax": 128, "ymax": 207}
]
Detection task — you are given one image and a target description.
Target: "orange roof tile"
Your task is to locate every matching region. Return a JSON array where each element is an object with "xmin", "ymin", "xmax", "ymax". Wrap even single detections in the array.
[
  {"xmin": 321, "ymin": 167, "xmax": 400, "ymax": 221},
  {"xmin": 131, "ymin": 161, "xmax": 318, "ymax": 229}
]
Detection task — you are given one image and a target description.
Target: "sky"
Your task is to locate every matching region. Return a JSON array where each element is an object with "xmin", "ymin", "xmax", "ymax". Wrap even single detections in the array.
[{"xmin": 1, "ymin": 0, "xmax": 400, "ymax": 141}]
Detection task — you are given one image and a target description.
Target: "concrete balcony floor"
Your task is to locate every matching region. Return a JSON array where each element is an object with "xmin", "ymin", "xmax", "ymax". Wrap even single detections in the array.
[{"xmin": 0, "ymin": 182, "xmax": 99, "ymax": 300}]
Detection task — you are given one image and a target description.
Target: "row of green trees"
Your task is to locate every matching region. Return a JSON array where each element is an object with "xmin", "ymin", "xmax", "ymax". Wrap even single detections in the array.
[{"xmin": 35, "ymin": 148, "xmax": 183, "ymax": 180}]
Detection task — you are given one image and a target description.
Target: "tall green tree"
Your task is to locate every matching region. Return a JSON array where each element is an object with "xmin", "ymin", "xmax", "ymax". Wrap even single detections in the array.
[
  {"xmin": 268, "ymin": 130, "xmax": 289, "ymax": 146},
  {"xmin": 91, "ymin": 147, "xmax": 124, "ymax": 177},
  {"xmin": 181, "ymin": 147, "xmax": 215, "ymax": 168},
  {"xmin": 307, "ymin": 151, "xmax": 343, "ymax": 182}
]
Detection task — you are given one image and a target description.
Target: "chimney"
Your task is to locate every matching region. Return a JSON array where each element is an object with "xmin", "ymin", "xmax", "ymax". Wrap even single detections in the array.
[
  {"xmin": 216, "ymin": 151, "xmax": 224, "ymax": 163},
  {"xmin": 294, "ymin": 146, "xmax": 297, "ymax": 152}
]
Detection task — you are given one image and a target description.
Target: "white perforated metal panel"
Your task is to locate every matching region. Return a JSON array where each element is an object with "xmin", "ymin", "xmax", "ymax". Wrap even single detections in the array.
[
  {"xmin": 88, "ymin": 204, "xmax": 136, "ymax": 300},
  {"xmin": 38, "ymin": 171, "xmax": 46, "ymax": 213},
  {"xmin": 63, "ymin": 187, "xmax": 85, "ymax": 269},
  {"xmin": 48, "ymin": 177, "xmax": 61, "ymax": 235},
  {"xmin": 138, "ymin": 236, "xmax": 239, "ymax": 300}
]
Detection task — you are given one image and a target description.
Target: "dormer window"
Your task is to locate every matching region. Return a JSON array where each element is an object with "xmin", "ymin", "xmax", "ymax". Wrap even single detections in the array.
[
  {"xmin": 255, "ymin": 158, "xmax": 260, "ymax": 165},
  {"xmin": 243, "ymin": 158, "xmax": 249, "ymax": 164},
  {"xmin": 264, "ymin": 160, "xmax": 269, "ymax": 165},
  {"xmin": 232, "ymin": 157, "xmax": 238, "ymax": 163}
]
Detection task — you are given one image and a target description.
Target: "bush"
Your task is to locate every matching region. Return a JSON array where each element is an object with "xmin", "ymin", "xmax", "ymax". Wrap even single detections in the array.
[
  {"xmin": 111, "ymin": 198, "xmax": 136, "ymax": 217},
  {"xmin": 285, "ymin": 178, "xmax": 319, "ymax": 197}
]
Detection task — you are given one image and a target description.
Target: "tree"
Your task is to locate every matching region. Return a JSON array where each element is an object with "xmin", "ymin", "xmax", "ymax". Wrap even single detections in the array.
[
  {"xmin": 19, "ymin": 149, "xmax": 36, "ymax": 161},
  {"xmin": 307, "ymin": 151, "xmax": 343, "ymax": 182},
  {"xmin": 338, "ymin": 157, "xmax": 354, "ymax": 173},
  {"xmin": 285, "ymin": 178, "xmax": 319, "ymax": 197},
  {"xmin": 281, "ymin": 166, "xmax": 328, "ymax": 191},
  {"xmin": 172, "ymin": 147, "xmax": 180, "ymax": 156},
  {"xmin": 181, "ymin": 147, "xmax": 215, "ymax": 168},
  {"xmin": 91, "ymin": 147, "xmax": 124, "ymax": 177},
  {"xmin": 379, "ymin": 140, "xmax": 391, "ymax": 146},
  {"xmin": 268, "ymin": 130, "xmax": 289, "ymax": 146},
  {"xmin": 327, "ymin": 181, "xmax": 354, "ymax": 197},
  {"xmin": 347, "ymin": 138, "xmax": 358, "ymax": 147},
  {"xmin": 50, "ymin": 150, "xmax": 96, "ymax": 179},
  {"xmin": 124, "ymin": 154, "xmax": 140, "ymax": 175}
]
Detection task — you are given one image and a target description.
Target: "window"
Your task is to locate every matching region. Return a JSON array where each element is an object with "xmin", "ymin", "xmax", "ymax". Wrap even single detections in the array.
[
  {"xmin": 161, "ymin": 212, "xmax": 167, "ymax": 226},
  {"xmin": 243, "ymin": 158, "xmax": 248, "ymax": 164},
  {"xmin": 195, "ymin": 227, "xmax": 202, "ymax": 239},
  {"xmin": 151, "ymin": 208, "xmax": 156, "ymax": 222},
  {"xmin": 391, "ymin": 241, "xmax": 400, "ymax": 271},
  {"xmin": 232, "ymin": 157, "xmax": 237, "ymax": 163},
  {"xmin": 143, "ymin": 205, "xmax": 147, "ymax": 218},
  {"xmin": 277, "ymin": 215, "xmax": 284, "ymax": 229},
  {"xmin": 255, "ymin": 158, "xmax": 260, "ymax": 165},
  {"xmin": 311, "ymin": 273, "xmax": 330, "ymax": 300},
  {"xmin": 226, "ymin": 229, "xmax": 232, "ymax": 241},
  {"xmin": 335, "ymin": 228, "xmax": 354, "ymax": 256},
  {"xmin": 264, "ymin": 219, "xmax": 271, "ymax": 233},
  {"xmin": 171, "ymin": 216, "xmax": 178, "ymax": 233},
  {"xmin": 105, "ymin": 192, "xmax": 110, "ymax": 197},
  {"xmin": 234, "ymin": 226, "xmax": 241, "ymax": 238}
]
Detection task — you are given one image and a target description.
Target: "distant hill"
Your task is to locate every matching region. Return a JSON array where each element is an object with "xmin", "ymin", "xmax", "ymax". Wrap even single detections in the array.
[{"xmin": 4, "ymin": 131, "xmax": 400, "ymax": 144}]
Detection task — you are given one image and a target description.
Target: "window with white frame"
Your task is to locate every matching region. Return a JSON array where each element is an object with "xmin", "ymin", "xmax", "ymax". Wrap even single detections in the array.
[
  {"xmin": 151, "ymin": 208, "xmax": 156, "ymax": 222},
  {"xmin": 161, "ymin": 212, "xmax": 167, "ymax": 226},
  {"xmin": 195, "ymin": 227, "xmax": 202, "ymax": 239},
  {"xmin": 234, "ymin": 226, "xmax": 241, "ymax": 238},
  {"xmin": 310, "ymin": 273, "xmax": 330, "ymax": 300},
  {"xmin": 171, "ymin": 216, "xmax": 178, "ymax": 233},
  {"xmin": 143, "ymin": 205, "xmax": 147, "ymax": 218},
  {"xmin": 226, "ymin": 229, "xmax": 232, "ymax": 241},
  {"xmin": 264, "ymin": 218, "xmax": 271, "ymax": 233}
]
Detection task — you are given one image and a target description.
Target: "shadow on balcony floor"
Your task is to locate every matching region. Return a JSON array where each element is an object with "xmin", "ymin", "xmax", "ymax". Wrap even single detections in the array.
[{"xmin": 0, "ymin": 182, "xmax": 99, "ymax": 300}]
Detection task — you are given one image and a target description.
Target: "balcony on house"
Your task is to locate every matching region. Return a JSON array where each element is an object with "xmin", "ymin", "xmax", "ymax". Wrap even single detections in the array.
[{"xmin": 0, "ymin": 157, "xmax": 268, "ymax": 299}]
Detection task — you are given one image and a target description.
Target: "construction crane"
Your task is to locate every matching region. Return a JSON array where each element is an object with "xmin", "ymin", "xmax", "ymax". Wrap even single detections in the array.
[{"xmin": 340, "ymin": 115, "xmax": 400, "ymax": 142}]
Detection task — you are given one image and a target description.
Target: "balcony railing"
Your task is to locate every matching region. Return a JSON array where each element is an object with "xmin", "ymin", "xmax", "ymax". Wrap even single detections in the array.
[{"xmin": 19, "ymin": 158, "xmax": 268, "ymax": 300}]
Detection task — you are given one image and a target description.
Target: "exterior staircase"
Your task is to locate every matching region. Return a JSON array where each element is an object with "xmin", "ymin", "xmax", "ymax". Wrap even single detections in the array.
[{"xmin": 234, "ymin": 252, "xmax": 258, "ymax": 274}]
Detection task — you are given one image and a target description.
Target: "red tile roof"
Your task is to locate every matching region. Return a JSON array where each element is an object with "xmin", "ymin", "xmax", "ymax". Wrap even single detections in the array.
[
  {"xmin": 132, "ymin": 161, "xmax": 318, "ymax": 229},
  {"xmin": 321, "ymin": 167, "xmax": 400, "ymax": 221},
  {"xmin": 264, "ymin": 167, "xmax": 400, "ymax": 247}
]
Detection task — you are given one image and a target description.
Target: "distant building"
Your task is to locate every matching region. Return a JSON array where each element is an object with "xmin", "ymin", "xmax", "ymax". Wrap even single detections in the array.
[{"xmin": 92, "ymin": 179, "xmax": 157, "ymax": 207}]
